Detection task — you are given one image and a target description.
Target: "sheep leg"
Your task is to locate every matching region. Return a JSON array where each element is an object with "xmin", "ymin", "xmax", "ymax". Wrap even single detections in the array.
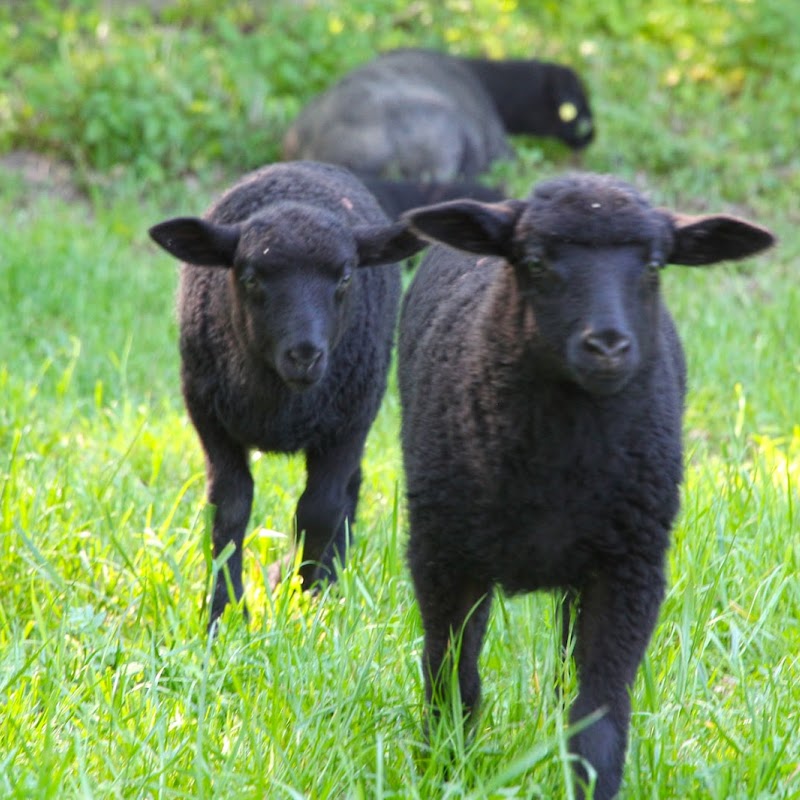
[
  {"xmin": 425, "ymin": 582, "xmax": 493, "ymax": 720},
  {"xmin": 410, "ymin": 547, "xmax": 493, "ymax": 720},
  {"xmin": 294, "ymin": 438, "xmax": 366, "ymax": 588},
  {"xmin": 568, "ymin": 562, "xmax": 665, "ymax": 800},
  {"xmin": 328, "ymin": 463, "xmax": 362, "ymax": 563},
  {"xmin": 191, "ymin": 411, "xmax": 254, "ymax": 626},
  {"xmin": 308, "ymin": 463, "xmax": 362, "ymax": 582}
]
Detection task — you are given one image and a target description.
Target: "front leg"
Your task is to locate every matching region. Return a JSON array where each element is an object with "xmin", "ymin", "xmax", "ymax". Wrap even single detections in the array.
[
  {"xmin": 409, "ymin": 530, "xmax": 493, "ymax": 722},
  {"xmin": 568, "ymin": 558, "xmax": 666, "ymax": 800},
  {"xmin": 189, "ymin": 404, "xmax": 253, "ymax": 626}
]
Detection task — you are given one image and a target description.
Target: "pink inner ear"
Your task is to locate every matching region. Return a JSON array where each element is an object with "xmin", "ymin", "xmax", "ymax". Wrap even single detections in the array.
[{"xmin": 670, "ymin": 212, "xmax": 705, "ymax": 229}]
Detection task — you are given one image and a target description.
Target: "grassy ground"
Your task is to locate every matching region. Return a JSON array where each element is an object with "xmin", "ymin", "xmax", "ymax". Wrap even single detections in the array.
[{"xmin": 1, "ymin": 1, "xmax": 799, "ymax": 798}]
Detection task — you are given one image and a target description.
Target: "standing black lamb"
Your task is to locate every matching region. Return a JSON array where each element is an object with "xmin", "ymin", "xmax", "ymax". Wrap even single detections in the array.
[
  {"xmin": 397, "ymin": 174, "xmax": 774, "ymax": 799},
  {"xmin": 149, "ymin": 161, "xmax": 424, "ymax": 625},
  {"xmin": 283, "ymin": 48, "xmax": 594, "ymax": 181}
]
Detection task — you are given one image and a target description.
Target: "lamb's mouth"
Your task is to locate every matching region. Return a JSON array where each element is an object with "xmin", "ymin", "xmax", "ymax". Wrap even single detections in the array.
[
  {"xmin": 575, "ymin": 367, "xmax": 634, "ymax": 397},
  {"xmin": 283, "ymin": 376, "xmax": 321, "ymax": 393}
]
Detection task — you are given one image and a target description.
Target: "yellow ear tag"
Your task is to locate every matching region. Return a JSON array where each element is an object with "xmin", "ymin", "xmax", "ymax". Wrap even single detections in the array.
[{"xmin": 558, "ymin": 102, "xmax": 578, "ymax": 123}]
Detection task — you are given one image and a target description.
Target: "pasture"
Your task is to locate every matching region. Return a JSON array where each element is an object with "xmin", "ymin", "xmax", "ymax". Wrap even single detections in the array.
[{"xmin": 1, "ymin": 2, "xmax": 798, "ymax": 797}]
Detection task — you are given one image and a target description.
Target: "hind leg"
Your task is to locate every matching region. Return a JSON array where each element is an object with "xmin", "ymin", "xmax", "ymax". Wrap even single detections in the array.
[
  {"xmin": 293, "ymin": 436, "xmax": 366, "ymax": 588},
  {"xmin": 316, "ymin": 464, "xmax": 362, "ymax": 578}
]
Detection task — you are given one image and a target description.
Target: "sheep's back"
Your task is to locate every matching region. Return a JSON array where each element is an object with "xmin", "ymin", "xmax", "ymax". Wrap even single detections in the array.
[
  {"xmin": 207, "ymin": 161, "xmax": 388, "ymax": 226},
  {"xmin": 284, "ymin": 50, "xmax": 511, "ymax": 180}
]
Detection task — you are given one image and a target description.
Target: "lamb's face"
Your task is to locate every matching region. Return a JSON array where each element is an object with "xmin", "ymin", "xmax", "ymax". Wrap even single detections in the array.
[
  {"xmin": 150, "ymin": 194, "xmax": 424, "ymax": 393},
  {"xmin": 232, "ymin": 214, "xmax": 357, "ymax": 391},
  {"xmin": 513, "ymin": 238, "xmax": 663, "ymax": 396},
  {"xmin": 403, "ymin": 173, "xmax": 775, "ymax": 399}
]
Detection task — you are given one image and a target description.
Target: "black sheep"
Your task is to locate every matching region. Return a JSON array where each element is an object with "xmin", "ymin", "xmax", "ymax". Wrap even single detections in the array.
[
  {"xmin": 359, "ymin": 175, "xmax": 505, "ymax": 221},
  {"xmin": 149, "ymin": 161, "xmax": 424, "ymax": 625},
  {"xmin": 397, "ymin": 174, "xmax": 774, "ymax": 799},
  {"xmin": 283, "ymin": 48, "xmax": 594, "ymax": 181}
]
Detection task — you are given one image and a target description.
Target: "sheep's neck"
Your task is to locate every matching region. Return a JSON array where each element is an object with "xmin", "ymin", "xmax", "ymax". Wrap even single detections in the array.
[
  {"xmin": 464, "ymin": 58, "xmax": 549, "ymax": 135},
  {"xmin": 467, "ymin": 268, "xmax": 555, "ymax": 405}
]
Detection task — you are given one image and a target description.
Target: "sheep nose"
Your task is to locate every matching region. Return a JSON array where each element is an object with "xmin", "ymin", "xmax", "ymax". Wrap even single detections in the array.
[
  {"xmin": 581, "ymin": 329, "xmax": 631, "ymax": 361},
  {"xmin": 286, "ymin": 343, "xmax": 324, "ymax": 374}
]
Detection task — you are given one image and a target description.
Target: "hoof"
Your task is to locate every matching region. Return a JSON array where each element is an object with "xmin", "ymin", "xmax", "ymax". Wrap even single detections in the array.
[{"xmin": 267, "ymin": 553, "xmax": 296, "ymax": 590}]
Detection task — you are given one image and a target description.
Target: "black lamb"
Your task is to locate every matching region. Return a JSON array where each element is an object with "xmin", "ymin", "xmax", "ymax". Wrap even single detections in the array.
[
  {"xmin": 397, "ymin": 173, "xmax": 774, "ymax": 799},
  {"xmin": 149, "ymin": 161, "xmax": 424, "ymax": 625},
  {"xmin": 283, "ymin": 48, "xmax": 594, "ymax": 181}
]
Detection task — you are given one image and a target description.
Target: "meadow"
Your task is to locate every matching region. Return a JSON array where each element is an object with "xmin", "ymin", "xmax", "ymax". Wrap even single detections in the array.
[{"xmin": 0, "ymin": 1, "xmax": 798, "ymax": 797}]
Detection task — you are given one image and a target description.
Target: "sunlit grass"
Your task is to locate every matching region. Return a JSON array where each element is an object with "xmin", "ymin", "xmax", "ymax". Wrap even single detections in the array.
[
  {"xmin": 2, "ymin": 181, "xmax": 798, "ymax": 797},
  {"xmin": 1, "ymin": 0, "xmax": 799, "ymax": 796}
]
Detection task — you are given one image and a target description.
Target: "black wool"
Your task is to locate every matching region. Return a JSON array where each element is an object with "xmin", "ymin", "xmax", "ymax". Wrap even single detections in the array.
[
  {"xmin": 149, "ymin": 161, "xmax": 424, "ymax": 625},
  {"xmin": 283, "ymin": 49, "xmax": 594, "ymax": 181},
  {"xmin": 398, "ymin": 172, "xmax": 774, "ymax": 800}
]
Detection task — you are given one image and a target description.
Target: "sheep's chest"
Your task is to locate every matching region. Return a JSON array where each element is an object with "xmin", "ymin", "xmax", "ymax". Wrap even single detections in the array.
[
  {"xmin": 217, "ymin": 388, "xmax": 332, "ymax": 454},
  {"xmin": 462, "ymin": 407, "xmax": 678, "ymax": 594},
  {"xmin": 488, "ymin": 462, "xmax": 628, "ymax": 593}
]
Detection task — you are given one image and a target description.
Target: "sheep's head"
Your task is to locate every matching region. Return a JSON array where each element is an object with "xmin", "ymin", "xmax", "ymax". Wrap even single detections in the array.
[
  {"xmin": 150, "ymin": 202, "xmax": 424, "ymax": 391},
  {"xmin": 403, "ymin": 173, "xmax": 775, "ymax": 396},
  {"xmin": 525, "ymin": 63, "xmax": 595, "ymax": 150}
]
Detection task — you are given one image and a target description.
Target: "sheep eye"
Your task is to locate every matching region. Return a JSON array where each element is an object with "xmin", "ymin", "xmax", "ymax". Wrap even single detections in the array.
[
  {"xmin": 239, "ymin": 272, "xmax": 259, "ymax": 292},
  {"xmin": 524, "ymin": 256, "xmax": 548, "ymax": 276},
  {"xmin": 644, "ymin": 260, "xmax": 663, "ymax": 285}
]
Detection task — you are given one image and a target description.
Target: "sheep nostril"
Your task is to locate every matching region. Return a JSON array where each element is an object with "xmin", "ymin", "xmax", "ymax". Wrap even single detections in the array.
[{"xmin": 582, "ymin": 330, "xmax": 631, "ymax": 360}]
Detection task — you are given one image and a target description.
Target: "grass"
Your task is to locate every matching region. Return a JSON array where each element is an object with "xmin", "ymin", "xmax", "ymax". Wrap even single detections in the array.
[{"xmin": 1, "ymin": 1, "xmax": 799, "ymax": 797}]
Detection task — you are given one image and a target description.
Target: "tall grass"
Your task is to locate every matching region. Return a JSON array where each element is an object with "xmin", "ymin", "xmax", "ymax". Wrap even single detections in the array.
[{"xmin": 1, "ymin": 1, "xmax": 799, "ymax": 797}]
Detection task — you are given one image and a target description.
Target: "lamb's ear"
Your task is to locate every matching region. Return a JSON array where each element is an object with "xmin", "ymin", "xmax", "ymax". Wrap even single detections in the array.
[
  {"xmin": 669, "ymin": 213, "xmax": 775, "ymax": 266},
  {"xmin": 354, "ymin": 221, "xmax": 428, "ymax": 267},
  {"xmin": 402, "ymin": 199, "xmax": 526, "ymax": 257},
  {"xmin": 148, "ymin": 217, "xmax": 241, "ymax": 267}
]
